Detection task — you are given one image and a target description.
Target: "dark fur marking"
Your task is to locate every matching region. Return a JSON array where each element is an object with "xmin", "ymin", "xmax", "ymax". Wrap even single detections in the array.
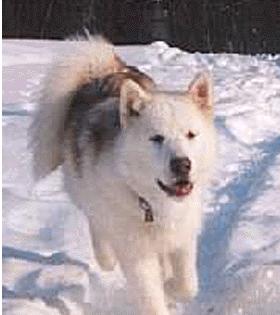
[{"xmin": 65, "ymin": 65, "xmax": 154, "ymax": 174}]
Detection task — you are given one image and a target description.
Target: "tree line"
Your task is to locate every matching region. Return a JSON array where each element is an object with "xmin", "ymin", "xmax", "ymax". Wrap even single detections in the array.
[{"xmin": 3, "ymin": 0, "xmax": 280, "ymax": 54}]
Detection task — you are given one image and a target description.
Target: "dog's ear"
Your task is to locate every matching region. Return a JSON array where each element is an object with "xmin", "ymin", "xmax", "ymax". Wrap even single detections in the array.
[
  {"xmin": 187, "ymin": 72, "xmax": 213, "ymax": 116},
  {"xmin": 120, "ymin": 79, "xmax": 150, "ymax": 128}
]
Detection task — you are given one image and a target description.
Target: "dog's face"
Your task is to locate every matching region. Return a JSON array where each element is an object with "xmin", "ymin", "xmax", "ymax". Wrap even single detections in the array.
[{"xmin": 114, "ymin": 74, "xmax": 216, "ymax": 213}]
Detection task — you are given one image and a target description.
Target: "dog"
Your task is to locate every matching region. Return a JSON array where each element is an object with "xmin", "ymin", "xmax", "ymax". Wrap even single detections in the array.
[{"xmin": 30, "ymin": 36, "xmax": 216, "ymax": 315}]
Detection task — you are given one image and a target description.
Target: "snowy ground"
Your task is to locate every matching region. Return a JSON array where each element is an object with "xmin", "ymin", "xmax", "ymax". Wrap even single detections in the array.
[{"xmin": 3, "ymin": 40, "xmax": 280, "ymax": 315}]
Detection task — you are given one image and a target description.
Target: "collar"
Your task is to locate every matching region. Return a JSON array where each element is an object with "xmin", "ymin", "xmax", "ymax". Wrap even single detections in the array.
[{"xmin": 138, "ymin": 196, "xmax": 154, "ymax": 223}]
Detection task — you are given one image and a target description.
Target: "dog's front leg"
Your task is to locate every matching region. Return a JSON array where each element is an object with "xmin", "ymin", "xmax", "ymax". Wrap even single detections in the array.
[
  {"xmin": 88, "ymin": 219, "xmax": 117, "ymax": 271},
  {"xmin": 166, "ymin": 238, "xmax": 199, "ymax": 302},
  {"xmin": 122, "ymin": 254, "xmax": 170, "ymax": 315}
]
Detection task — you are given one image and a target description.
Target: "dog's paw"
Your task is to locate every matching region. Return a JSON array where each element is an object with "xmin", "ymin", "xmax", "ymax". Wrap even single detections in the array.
[
  {"xmin": 184, "ymin": 275, "xmax": 199, "ymax": 300},
  {"xmin": 165, "ymin": 275, "xmax": 198, "ymax": 302},
  {"xmin": 95, "ymin": 252, "xmax": 117, "ymax": 271},
  {"xmin": 98, "ymin": 258, "xmax": 117, "ymax": 271}
]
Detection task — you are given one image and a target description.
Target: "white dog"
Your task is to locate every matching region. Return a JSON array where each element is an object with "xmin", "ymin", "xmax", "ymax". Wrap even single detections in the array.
[{"xmin": 30, "ymin": 37, "xmax": 216, "ymax": 315}]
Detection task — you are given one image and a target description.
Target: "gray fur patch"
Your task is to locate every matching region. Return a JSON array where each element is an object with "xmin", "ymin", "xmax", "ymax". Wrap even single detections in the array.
[{"xmin": 65, "ymin": 66, "xmax": 154, "ymax": 174}]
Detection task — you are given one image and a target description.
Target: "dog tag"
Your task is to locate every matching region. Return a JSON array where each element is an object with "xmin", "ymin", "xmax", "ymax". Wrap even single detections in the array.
[{"xmin": 138, "ymin": 197, "xmax": 154, "ymax": 222}]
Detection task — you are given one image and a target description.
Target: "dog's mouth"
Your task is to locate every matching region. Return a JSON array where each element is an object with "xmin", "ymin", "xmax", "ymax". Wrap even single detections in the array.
[{"xmin": 156, "ymin": 179, "xmax": 193, "ymax": 198}]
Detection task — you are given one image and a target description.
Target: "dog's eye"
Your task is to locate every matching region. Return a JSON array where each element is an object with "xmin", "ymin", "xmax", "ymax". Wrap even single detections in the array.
[
  {"xmin": 186, "ymin": 131, "xmax": 196, "ymax": 139},
  {"xmin": 149, "ymin": 134, "xmax": 165, "ymax": 144}
]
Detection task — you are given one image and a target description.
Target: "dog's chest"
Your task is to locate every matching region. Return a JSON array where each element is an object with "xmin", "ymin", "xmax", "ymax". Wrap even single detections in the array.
[{"xmin": 144, "ymin": 221, "xmax": 188, "ymax": 252}]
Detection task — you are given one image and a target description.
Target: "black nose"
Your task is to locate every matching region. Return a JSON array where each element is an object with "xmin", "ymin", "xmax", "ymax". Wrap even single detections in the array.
[{"xmin": 170, "ymin": 157, "xmax": 191, "ymax": 176}]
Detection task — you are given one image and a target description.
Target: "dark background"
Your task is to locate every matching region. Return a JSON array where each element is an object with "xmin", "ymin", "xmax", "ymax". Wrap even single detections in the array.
[{"xmin": 3, "ymin": 0, "xmax": 280, "ymax": 54}]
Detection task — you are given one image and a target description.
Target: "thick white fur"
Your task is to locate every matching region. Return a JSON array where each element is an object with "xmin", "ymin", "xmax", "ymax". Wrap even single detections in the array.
[{"xmin": 31, "ymin": 37, "xmax": 217, "ymax": 315}]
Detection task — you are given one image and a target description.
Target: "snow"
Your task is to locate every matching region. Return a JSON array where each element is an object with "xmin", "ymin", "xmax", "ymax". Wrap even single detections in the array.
[{"xmin": 3, "ymin": 39, "xmax": 280, "ymax": 314}]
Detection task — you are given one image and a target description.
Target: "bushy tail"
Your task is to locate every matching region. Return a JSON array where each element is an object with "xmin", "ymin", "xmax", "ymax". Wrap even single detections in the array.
[{"xmin": 29, "ymin": 36, "xmax": 122, "ymax": 181}]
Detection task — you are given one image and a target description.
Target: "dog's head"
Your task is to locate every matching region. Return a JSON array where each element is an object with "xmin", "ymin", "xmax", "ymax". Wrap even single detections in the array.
[{"xmin": 114, "ymin": 73, "xmax": 216, "ymax": 214}]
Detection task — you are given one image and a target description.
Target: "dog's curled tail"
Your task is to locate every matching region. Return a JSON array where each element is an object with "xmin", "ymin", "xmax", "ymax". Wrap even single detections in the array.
[{"xmin": 29, "ymin": 36, "xmax": 122, "ymax": 181}]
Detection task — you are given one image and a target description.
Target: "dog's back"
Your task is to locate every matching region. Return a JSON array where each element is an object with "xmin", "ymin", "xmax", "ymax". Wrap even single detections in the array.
[
  {"xmin": 29, "ymin": 36, "xmax": 154, "ymax": 181},
  {"xmin": 65, "ymin": 69, "xmax": 154, "ymax": 174}
]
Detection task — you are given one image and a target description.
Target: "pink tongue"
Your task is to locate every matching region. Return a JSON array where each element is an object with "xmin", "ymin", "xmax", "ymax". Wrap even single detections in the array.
[{"xmin": 175, "ymin": 185, "xmax": 191, "ymax": 197}]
